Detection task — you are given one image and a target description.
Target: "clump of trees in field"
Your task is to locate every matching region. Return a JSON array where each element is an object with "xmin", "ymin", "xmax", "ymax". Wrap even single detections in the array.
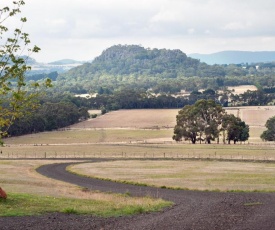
[
  {"xmin": 261, "ymin": 116, "xmax": 275, "ymax": 141},
  {"xmin": 173, "ymin": 99, "xmax": 249, "ymax": 144}
]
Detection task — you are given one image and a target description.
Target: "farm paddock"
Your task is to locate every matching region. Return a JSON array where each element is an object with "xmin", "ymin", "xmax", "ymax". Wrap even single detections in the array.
[{"xmin": 1, "ymin": 108, "xmax": 275, "ymax": 229}]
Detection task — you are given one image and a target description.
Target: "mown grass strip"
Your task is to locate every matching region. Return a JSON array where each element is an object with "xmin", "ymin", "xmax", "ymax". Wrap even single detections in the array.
[
  {"xmin": 0, "ymin": 193, "xmax": 172, "ymax": 217},
  {"xmin": 244, "ymin": 202, "xmax": 263, "ymax": 206}
]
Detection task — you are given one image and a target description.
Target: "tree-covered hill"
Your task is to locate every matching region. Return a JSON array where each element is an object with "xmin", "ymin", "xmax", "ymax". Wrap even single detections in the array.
[
  {"xmin": 54, "ymin": 45, "xmax": 275, "ymax": 94},
  {"xmin": 59, "ymin": 44, "xmax": 228, "ymax": 80},
  {"xmin": 90, "ymin": 45, "xmax": 194, "ymax": 77}
]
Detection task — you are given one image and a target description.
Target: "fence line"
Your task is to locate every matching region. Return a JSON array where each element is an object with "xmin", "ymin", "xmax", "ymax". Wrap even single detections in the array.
[{"xmin": 1, "ymin": 152, "xmax": 274, "ymax": 162}]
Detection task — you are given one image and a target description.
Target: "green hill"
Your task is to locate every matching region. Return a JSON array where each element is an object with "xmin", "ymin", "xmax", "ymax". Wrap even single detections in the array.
[
  {"xmin": 61, "ymin": 44, "xmax": 205, "ymax": 79},
  {"xmin": 54, "ymin": 45, "xmax": 275, "ymax": 94}
]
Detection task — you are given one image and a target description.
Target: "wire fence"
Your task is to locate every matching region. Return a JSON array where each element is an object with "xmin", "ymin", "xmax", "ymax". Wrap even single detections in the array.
[{"xmin": 1, "ymin": 151, "xmax": 275, "ymax": 163}]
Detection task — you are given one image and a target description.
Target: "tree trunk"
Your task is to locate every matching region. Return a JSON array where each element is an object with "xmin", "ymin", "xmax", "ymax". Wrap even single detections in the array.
[
  {"xmin": 223, "ymin": 130, "xmax": 226, "ymax": 144},
  {"xmin": 206, "ymin": 136, "xmax": 211, "ymax": 144}
]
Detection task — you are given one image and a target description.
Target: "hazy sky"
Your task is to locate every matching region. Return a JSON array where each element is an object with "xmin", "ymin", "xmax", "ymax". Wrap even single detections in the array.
[{"xmin": 4, "ymin": 0, "xmax": 275, "ymax": 62}]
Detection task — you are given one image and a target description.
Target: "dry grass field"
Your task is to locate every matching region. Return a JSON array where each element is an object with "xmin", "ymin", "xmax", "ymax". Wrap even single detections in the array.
[
  {"xmin": 70, "ymin": 160, "xmax": 275, "ymax": 192},
  {"xmin": 4, "ymin": 107, "xmax": 274, "ymax": 147},
  {"xmin": 0, "ymin": 160, "xmax": 83, "ymax": 197},
  {"xmin": 238, "ymin": 106, "xmax": 275, "ymax": 126},
  {"xmin": 71, "ymin": 107, "xmax": 275, "ymax": 129},
  {"xmin": 1, "ymin": 142, "xmax": 275, "ymax": 160},
  {"xmin": 2, "ymin": 106, "xmax": 275, "ymax": 158},
  {"xmin": 71, "ymin": 109, "xmax": 178, "ymax": 129},
  {"xmin": 227, "ymin": 85, "xmax": 258, "ymax": 94},
  {"xmin": 1, "ymin": 107, "xmax": 275, "ymax": 194}
]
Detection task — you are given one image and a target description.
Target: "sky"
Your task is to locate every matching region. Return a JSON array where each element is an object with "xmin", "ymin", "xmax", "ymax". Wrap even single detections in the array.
[{"xmin": 2, "ymin": 0, "xmax": 275, "ymax": 62}]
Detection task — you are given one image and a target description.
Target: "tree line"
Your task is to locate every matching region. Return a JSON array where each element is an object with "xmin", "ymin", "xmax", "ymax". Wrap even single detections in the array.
[
  {"xmin": 69, "ymin": 88, "xmax": 275, "ymax": 113},
  {"xmin": 6, "ymin": 96, "xmax": 89, "ymax": 137}
]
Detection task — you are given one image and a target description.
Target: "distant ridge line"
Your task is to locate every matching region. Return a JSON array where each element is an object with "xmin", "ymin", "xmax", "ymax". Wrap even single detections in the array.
[{"xmin": 189, "ymin": 51, "xmax": 275, "ymax": 65}]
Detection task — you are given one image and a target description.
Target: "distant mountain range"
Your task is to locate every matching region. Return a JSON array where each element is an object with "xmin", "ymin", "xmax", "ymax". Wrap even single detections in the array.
[
  {"xmin": 27, "ymin": 49, "xmax": 275, "ymax": 76},
  {"xmin": 28, "ymin": 59, "xmax": 88, "ymax": 75},
  {"xmin": 48, "ymin": 59, "xmax": 85, "ymax": 65},
  {"xmin": 189, "ymin": 51, "xmax": 275, "ymax": 65}
]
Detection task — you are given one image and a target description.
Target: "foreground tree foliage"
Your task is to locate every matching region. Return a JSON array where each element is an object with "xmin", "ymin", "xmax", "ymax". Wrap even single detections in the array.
[
  {"xmin": 173, "ymin": 99, "xmax": 249, "ymax": 144},
  {"xmin": 0, "ymin": 1, "xmax": 51, "ymax": 144},
  {"xmin": 261, "ymin": 116, "xmax": 275, "ymax": 141}
]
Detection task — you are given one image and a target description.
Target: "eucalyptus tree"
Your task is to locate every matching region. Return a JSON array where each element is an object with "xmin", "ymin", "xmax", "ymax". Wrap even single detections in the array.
[
  {"xmin": 261, "ymin": 116, "xmax": 275, "ymax": 141},
  {"xmin": 173, "ymin": 104, "xmax": 201, "ymax": 144},
  {"xmin": 0, "ymin": 1, "xmax": 51, "ymax": 144},
  {"xmin": 221, "ymin": 114, "xmax": 249, "ymax": 144},
  {"xmin": 173, "ymin": 99, "xmax": 225, "ymax": 144},
  {"xmin": 192, "ymin": 99, "xmax": 225, "ymax": 143},
  {"xmin": 173, "ymin": 99, "xmax": 249, "ymax": 144}
]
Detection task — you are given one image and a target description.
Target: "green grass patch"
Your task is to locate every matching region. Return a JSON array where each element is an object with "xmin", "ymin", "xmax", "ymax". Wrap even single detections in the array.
[
  {"xmin": 0, "ymin": 193, "xmax": 172, "ymax": 217},
  {"xmin": 244, "ymin": 202, "xmax": 263, "ymax": 206}
]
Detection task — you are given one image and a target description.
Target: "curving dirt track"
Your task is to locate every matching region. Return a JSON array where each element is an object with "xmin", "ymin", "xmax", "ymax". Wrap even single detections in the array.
[{"xmin": 1, "ymin": 159, "xmax": 275, "ymax": 230}]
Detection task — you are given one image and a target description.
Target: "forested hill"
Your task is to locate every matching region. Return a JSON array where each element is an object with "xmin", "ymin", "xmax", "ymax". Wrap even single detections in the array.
[
  {"xmin": 55, "ymin": 45, "xmax": 275, "ymax": 94},
  {"xmin": 59, "ymin": 45, "xmax": 226, "ymax": 79},
  {"xmin": 90, "ymin": 45, "xmax": 194, "ymax": 77}
]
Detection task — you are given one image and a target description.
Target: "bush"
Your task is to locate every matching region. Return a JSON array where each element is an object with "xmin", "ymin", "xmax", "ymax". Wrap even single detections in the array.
[
  {"xmin": 101, "ymin": 108, "xmax": 107, "ymax": 115},
  {"xmin": 91, "ymin": 114, "xmax": 97, "ymax": 118}
]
